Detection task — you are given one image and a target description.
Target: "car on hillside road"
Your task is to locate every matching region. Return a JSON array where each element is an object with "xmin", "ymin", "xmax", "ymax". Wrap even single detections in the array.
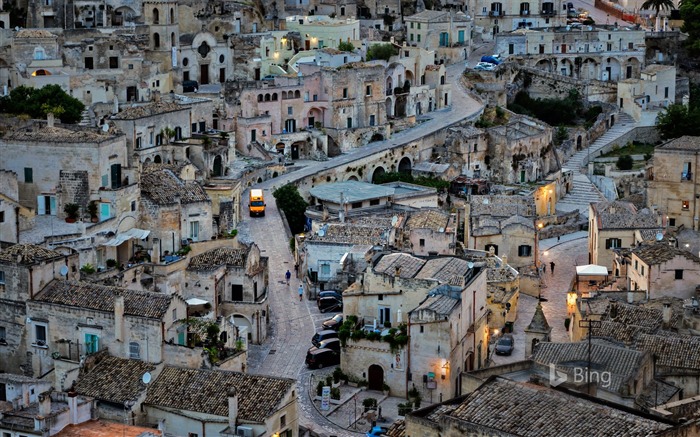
[
  {"xmin": 474, "ymin": 62, "xmax": 496, "ymax": 71},
  {"xmin": 318, "ymin": 296, "xmax": 343, "ymax": 313},
  {"xmin": 322, "ymin": 314, "xmax": 344, "ymax": 331},
  {"xmin": 305, "ymin": 348, "xmax": 340, "ymax": 369},
  {"xmin": 495, "ymin": 334, "xmax": 515, "ymax": 355}
]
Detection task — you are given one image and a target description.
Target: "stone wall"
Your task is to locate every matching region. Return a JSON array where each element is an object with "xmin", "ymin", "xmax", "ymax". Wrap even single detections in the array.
[
  {"xmin": 219, "ymin": 200, "xmax": 236, "ymax": 233},
  {"xmin": 59, "ymin": 171, "xmax": 90, "ymax": 218}
]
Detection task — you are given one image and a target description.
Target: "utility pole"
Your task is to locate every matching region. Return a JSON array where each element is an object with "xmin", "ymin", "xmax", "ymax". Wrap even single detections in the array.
[{"xmin": 578, "ymin": 319, "xmax": 601, "ymax": 394}]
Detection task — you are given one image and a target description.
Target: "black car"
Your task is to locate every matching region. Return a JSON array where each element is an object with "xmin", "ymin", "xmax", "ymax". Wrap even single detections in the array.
[
  {"xmin": 312, "ymin": 329, "xmax": 339, "ymax": 347},
  {"xmin": 182, "ymin": 80, "xmax": 199, "ymax": 92},
  {"xmin": 316, "ymin": 338, "xmax": 341, "ymax": 353},
  {"xmin": 322, "ymin": 314, "xmax": 344, "ymax": 331},
  {"xmin": 317, "ymin": 290, "xmax": 343, "ymax": 301},
  {"xmin": 305, "ymin": 348, "xmax": 340, "ymax": 369},
  {"xmin": 495, "ymin": 334, "xmax": 514, "ymax": 355},
  {"xmin": 318, "ymin": 296, "xmax": 343, "ymax": 313}
]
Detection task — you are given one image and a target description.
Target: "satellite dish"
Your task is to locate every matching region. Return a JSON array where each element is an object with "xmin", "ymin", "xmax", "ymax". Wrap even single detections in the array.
[
  {"xmin": 483, "ymin": 199, "xmax": 489, "ymax": 204},
  {"xmin": 656, "ymin": 232, "xmax": 663, "ymax": 241},
  {"xmin": 142, "ymin": 372, "xmax": 152, "ymax": 384},
  {"xmin": 26, "ymin": 317, "xmax": 32, "ymax": 324},
  {"xmin": 102, "ymin": 124, "xmax": 109, "ymax": 132},
  {"xmin": 467, "ymin": 262, "xmax": 474, "ymax": 269},
  {"xmin": 317, "ymin": 228, "xmax": 325, "ymax": 237},
  {"xmin": 391, "ymin": 215, "xmax": 398, "ymax": 226},
  {"xmin": 59, "ymin": 265, "xmax": 69, "ymax": 276}
]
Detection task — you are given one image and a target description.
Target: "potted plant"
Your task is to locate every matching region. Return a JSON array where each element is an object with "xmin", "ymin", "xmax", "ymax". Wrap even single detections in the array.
[
  {"xmin": 106, "ymin": 259, "xmax": 117, "ymax": 268},
  {"xmin": 64, "ymin": 203, "xmax": 80, "ymax": 223},
  {"xmin": 87, "ymin": 201, "xmax": 98, "ymax": 222}
]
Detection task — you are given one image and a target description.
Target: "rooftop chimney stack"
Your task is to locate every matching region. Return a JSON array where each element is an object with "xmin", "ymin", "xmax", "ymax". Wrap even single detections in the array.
[
  {"xmin": 227, "ymin": 388, "xmax": 238, "ymax": 430},
  {"xmin": 38, "ymin": 392, "xmax": 51, "ymax": 417},
  {"xmin": 114, "ymin": 294, "xmax": 125, "ymax": 343},
  {"xmin": 662, "ymin": 303, "xmax": 672, "ymax": 327}
]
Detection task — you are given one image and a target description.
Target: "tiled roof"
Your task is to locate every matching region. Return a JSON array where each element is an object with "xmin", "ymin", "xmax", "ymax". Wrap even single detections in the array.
[
  {"xmin": 486, "ymin": 266, "xmax": 517, "ymax": 282},
  {"xmin": 74, "ymin": 356, "xmax": 155, "ymax": 404},
  {"xmin": 144, "ymin": 366, "xmax": 294, "ymax": 422},
  {"xmin": 533, "ymin": 342, "xmax": 646, "ymax": 392},
  {"xmin": 0, "ymin": 244, "xmax": 63, "ymax": 265},
  {"xmin": 405, "ymin": 210, "xmax": 450, "ymax": 232},
  {"xmin": 415, "ymin": 257, "xmax": 471, "ymax": 282},
  {"xmin": 373, "ymin": 253, "xmax": 425, "ymax": 278},
  {"xmin": 594, "ymin": 320, "xmax": 651, "ymax": 343},
  {"xmin": 140, "ymin": 170, "xmax": 209, "ymax": 205},
  {"xmin": 636, "ymin": 334, "xmax": 700, "ymax": 370},
  {"xmin": 636, "ymin": 379, "xmax": 680, "ymax": 410},
  {"xmin": 112, "ymin": 101, "xmax": 185, "ymax": 120},
  {"xmin": 631, "ymin": 242, "xmax": 700, "ymax": 265},
  {"xmin": 470, "ymin": 195, "xmax": 536, "ymax": 218},
  {"xmin": 187, "ymin": 247, "xmax": 247, "ymax": 271},
  {"xmin": 386, "ymin": 419, "xmax": 405, "ymax": 437},
  {"xmin": 306, "ymin": 223, "xmax": 389, "ymax": 245},
  {"xmin": 4, "ymin": 125, "xmax": 115, "ymax": 143},
  {"xmin": 448, "ymin": 377, "xmax": 671, "ymax": 435},
  {"xmin": 657, "ymin": 136, "xmax": 700, "ymax": 151},
  {"xmin": 592, "ymin": 200, "xmax": 658, "ymax": 230},
  {"xmin": 414, "ymin": 294, "xmax": 460, "ymax": 316},
  {"xmin": 35, "ymin": 280, "xmax": 172, "ymax": 319},
  {"xmin": 15, "ymin": 29, "xmax": 55, "ymax": 38},
  {"xmin": 602, "ymin": 301, "xmax": 664, "ymax": 330}
]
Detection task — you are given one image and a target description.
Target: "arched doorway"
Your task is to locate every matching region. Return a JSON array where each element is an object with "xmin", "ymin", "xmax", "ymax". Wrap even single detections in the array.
[
  {"xmin": 372, "ymin": 166, "xmax": 386, "ymax": 183},
  {"xmin": 291, "ymin": 141, "xmax": 304, "ymax": 160},
  {"xmin": 576, "ymin": 135, "xmax": 582, "ymax": 150},
  {"xmin": 154, "ymin": 155, "xmax": 162, "ymax": 163},
  {"xmin": 385, "ymin": 97, "xmax": 393, "ymax": 118},
  {"xmin": 535, "ymin": 59, "xmax": 553, "ymax": 72},
  {"xmin": 213, "ymin": 155, "xmax": 223, "ymax": 177},
  {"xmin": 276, "ymin": 142, "xmax": 285, "ymax": 154},
  {"xmin": 398, "ymin": 157, "xmax": 411, "ymax": 174},
  {"xmin": 370, "ymin": 133, "xmax": 384, "ymax": 142},
  {"xmin": 405, "ymin": 70, "xmax": 414, "ymax": 85},
  {"xmin": 368, "ymin": 364, "xmax": 384, "ymax": 391},
  {"xmin": 347, "ymin": 175, "xmax": 359, "ymax": 181}
]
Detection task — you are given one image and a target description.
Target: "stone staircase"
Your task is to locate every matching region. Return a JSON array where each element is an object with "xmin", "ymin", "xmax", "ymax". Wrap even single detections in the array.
[
  {"xmin": 556, "ymin": 112, "xmax": 637, "ymax": 219},
  {"xmin": 78, "ymin": 108, "xmax": 95, "ymax": 127}
]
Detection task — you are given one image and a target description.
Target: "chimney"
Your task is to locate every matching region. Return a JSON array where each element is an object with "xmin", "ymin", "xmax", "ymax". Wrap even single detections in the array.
[
  {"xmin": 47, "ymin": 112, "xmax": 55, "ymax": 128},
  {"xmin": 627, "ymin": 290, "xmax": 634, "ymax": 303},
  {"xmin": 114, "ymin": 294, "xmax": 125, "ymax": 342},
  {"xmin": 501, "ymin": 255, "xmax": 508, "ymax": 266},
  {"xmin": 227, "ymin": 388, "xmax": 238, "ymax": 430},
  {"xmin": 464, "ymin": 204, "xmax": 470, "ymax": 246},
  {"xmin": 662, "ymin": 303, "xmax": 672, "ymax": 327},
  {"xmin": 38, "ymin": 392, "xmax": 51, "ymax": 417},
  {"xmin": 67, "ymin": 392, "xmax": 79, "ymax": 424}
]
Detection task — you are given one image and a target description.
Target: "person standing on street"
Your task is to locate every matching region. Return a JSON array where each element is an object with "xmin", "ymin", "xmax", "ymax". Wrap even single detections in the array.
[
  {"xmin": 550, "ymin": 261, "xmax": 556, "ymax": 274},
  {"xmin": 285, "ymin": 270, "xmax": 291, "ymax": 285},
  {"xmin": 298, "ymin": 283, "xmax": 304, "ymax": 301}
]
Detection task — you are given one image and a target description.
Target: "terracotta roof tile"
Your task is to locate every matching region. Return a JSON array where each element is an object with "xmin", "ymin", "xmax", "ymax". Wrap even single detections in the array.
[
  {"xmin": 374, "ymin": 253, "xmax": 425, "ymax": 278},
  {"xmin": 35, "ymin": 280, "xmax": 172, "ymax": 319},
  {"xmin": 144, "ymin": 366, "xmax": 294, "ymax": 422},
  {"xmin": 140, "ymin": 170, "xmax": 209, "ymax": 205},
  {"xmin": 0, "ymin": 244, "xmax": 63, "ymax": 265},
  {"xmin": 657, "ymin": 136, "xmax": 700, "ymax": 151},
  {"xmin": 592, "ymin": 200, "xmax": 658, "ymax": 230},
  {"xmin": 636, "ymin": 334, "xmax": 700, "ymax": 370},
  {"xmin": 74, "ymin": 356, "xmax": 155, "ymax": 404},
  {"xmin": 631, "ymin": 242, "xmax": 700, "ymax": 265},
  {"xmin": 405, "ymin": 210, "xmax": 450, "ymax": 232},
  {"xmin": 415, "ymin": 257, "xmax": 471, "ymax": 282},
  {"xmin": 187, "ymin": 247, "xmax": 247, "ymax": 271},
  {"xmin": 112, "ymin": 101, "xmax": 186, "ymax": 120}
]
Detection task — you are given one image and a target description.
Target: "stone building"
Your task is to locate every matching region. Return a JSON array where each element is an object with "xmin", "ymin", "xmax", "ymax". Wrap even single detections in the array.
[
  {"xmin": 618, "ymin": 64, "xmax": 676, "ymax": 125},
  {"xmin": 0, "ymin": 244, "xmax": 80, "ymax": 374},
  {"xmin": 625, "ymin": 242, "xmax": 700, "ymax": 299},
  {"xmin": 495, "ymin": 25, "xmax": 646, "ymax": 81},
  {"xmin": 404, "ymin": 10, "xmax": 473, "ymax": 64},
  {"xmin": 341, "ymin": 253, "xmax": 489, "ymax": 398},
  {"xmin": 473, "ymin": 0, "xmax": 565, "ymax": 40},
  {"xmin": 185, "ymin": 244, "xmax": 270, "ymax": 344},
  {"xmin": 25, "ymin": 280, "xmax": 187, "ymax": 376},
  {"xmin": 139, "ymin": 167, "xmax": 213, "ymax": 255},
  {"xmin": 0, "ymin": 170, "xmax": 34, "ymax": 244},
  {"xmin": 465, "ymin": 195, "xmax": 537, "ymax": 269},
  {"xmin": 404, "ymin": 209, "xmax": 457, "ymax": 256},
  {"xmin": 143, "ymin": 366, "xmax": 298, "ymax": 437},
  {"xmin": 588, "ymin": 200, "xmax": 659, "ymax": 270},
  {"xmin": 647, "ymin": 136, "xmax": 700, "ymax": 231},
  {"xmin": 284, "ymin": 15, "xmax": 360, "ymax": 51},
  {"xmin": 0, "ymin": 119, "xmax": 127, "ymax": 220}
]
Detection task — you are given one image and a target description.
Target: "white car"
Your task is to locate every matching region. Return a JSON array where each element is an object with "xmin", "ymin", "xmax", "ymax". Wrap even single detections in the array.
[{"xmin": 474, "ymin": 62, "xmax": 496, "ymax": 71}]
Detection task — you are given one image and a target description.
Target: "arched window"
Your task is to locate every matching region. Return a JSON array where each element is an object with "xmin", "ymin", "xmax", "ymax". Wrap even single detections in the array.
[
  {"xmin": 153, "ymin": 33, "xmax": 160, "ymax": 48},
  {"xmin": 272, "ymin": 93, "xmax": 278, "ymax": 101},
  {"xmin": 257, "ymin": 94, "xmax": 263, "ymax": 102},
  {"xmin": 264, "ymin": 93, "xmax": 270, "ymax": 101},
  {"xmin": 294, "ymin": 90, "xmax": 301, "ymax": 98},
  {"xmin": 282, "ymin": 91, "xmax": 287, "ymax": 99},
  {"xmin": 152, "ymin": 8, "xmax": 159, "ymax": 24}
]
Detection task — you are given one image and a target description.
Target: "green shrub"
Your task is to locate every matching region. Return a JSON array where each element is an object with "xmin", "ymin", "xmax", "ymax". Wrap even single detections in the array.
[
  {"xmin": 338, "ymin": 41, "xmax": 354, "ymax": 52},
  {"xmin": 106, "ymin": 259, "xmax": 117, "ymax": 268},
  {"xmin": 333, "ymin": 367, "xmax": 346, "ymax": 383},
  {"xmin": 616, "ymin": 154, "xmax": 634, "ymax": 170},
  {"xmin": 363, "ymin": 398, "xmax": 378, "ymax": 410},
  {"xmin": 80, "ymin": 263, "xmax": 96, "ymax": 274},
  {"xmin": 330, "ymin": 387, "xmax": 341, "ymax": 400},
  {"xmin": 366, "ymin": 43, "xmax": 398, "ymax": 61}
]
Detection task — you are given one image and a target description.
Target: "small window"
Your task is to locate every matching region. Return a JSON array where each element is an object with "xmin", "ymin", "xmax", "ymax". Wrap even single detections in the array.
[
  {"xmin": 419, "ymin": 238, "xmax": 425, "ymax": 247},
  {"xmin": 605, "ymin": 238, "xmax": 622, "ymax": 249},
  {"xmin": 0, "ymin": 211, "xmax": 4, "ymax": 223},
  {"xmin": 24, "ymin": 168, "xmax": 33, "ymax": 183},
  {"xmin": 518, "ymin": 245, "xmax": 532, "ymax": 257},
  {"xmin": 35, "ymin": 324, "xmax": 47, "ymax": 344},
  {"xmin": 366, "ymin": 84, "xmax": 372, "ymax": 96},
  {"xmin": 675, "ymin": 269, "xmax": 684, "ymax": 280},
  {"xmin": 0, "ymin": 271, "xmax": 5, "ymax": 284},
  {"xmin": 641, "ymin": 265, "xmax": 645, "ymax": 275},
  {"xmin": 378, "ymin": 295, "xmax": 384, "ymax": 301},
  {"xmin": 419, "ymin": 325, "xmax": 424, "ymax": 333},
  {"xmin": 682, "ymin": 201, "xmax": 689, "ymax": 210},
  {"xmin": 84, "ymin": 57, "xmax": 94, "ymax": 69},
  {"xmin": 128, "ymin": 64, "xmax": 134, "ymax": 70},
  {"xmin": 109, "ymin": 56, "xmax": 119, "ymax": 68},
  {"xmin": 129, "ymin": 341, "xmax": 140, "ymax": 359},
  {"xmin": 219, "ymin": 54, "xmax": 225, "ymax": 63},
  {"xmin": 183, "ymin": 58, "xmax": 189, "ymax": 67},
  {"xmin": 369, "ymin": 199, "xmax": 379, "ymax": 206},
  {"xmin": 634, "ymin": 260, "xmax": 638, "ymax": 270},
  {"xmin": 0, "ymin": 326, "xmax": 5, "ymax": 339},
  {"xmin": 351, "ymin": 201, "xmax": 362, "ymax": 209},
  {"xmin": 669, "ymin": 218, "xmax": 676, "ymax": 226},
  {"xmin": 172, "ymin": 308, "xmax": 177, "ymax": 321},
  {"xmin": 131, "ymin": 201, "xmax": 136, "ymax": 211},
  {"xmin": 280, "ymin": 415, "xmax": 286, "ymax": 427},
  {"xmin": 342, "ymin": 88, "xmax": 348, "ymax": 98},
  {"xmin": 288, "ymin": 106, "xmax": 293, "ymax": 115}
]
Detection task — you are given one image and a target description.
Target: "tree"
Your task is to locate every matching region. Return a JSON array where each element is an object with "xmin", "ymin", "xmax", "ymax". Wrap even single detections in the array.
[
  {"xmin": 366, "ymin": 43, "xmax": 398, "ymax": 62},
  {"xmin": 273, "ymin": 184, "xmax": 309, "ymax": 235},
  {"xmin": 681, "ymin": 0, "xmax": 700, "ymax": 55},
  {"xmin": 616, "ymin": 155, "xmax": 634, "ymax": 170},
  {"xmin": 641, "ymin": 0, "xmax": 675, "ymax": 31},
  {"xmin": 338, "ymin": 41, "xmax": 355, "ymax": 52},
  {"xmin": 0, "ymin": 85, "xmax": 84, "ymax": 123},
  {"xmin": 656, "ymin": 103, "xmax": 700, "ymax": 140}
]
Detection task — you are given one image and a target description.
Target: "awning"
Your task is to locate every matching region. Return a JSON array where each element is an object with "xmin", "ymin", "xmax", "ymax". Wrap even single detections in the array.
[
  {"xmin": 102, "ymin": 228, "xmax": 151, "ymax": 247},
  {"xmin": 576, "ymin": 264, "xmax": 608, "ymax": 276},
  {"xmin": 186, "ymin": 298, "xmax": 209, "ymax": 306}
]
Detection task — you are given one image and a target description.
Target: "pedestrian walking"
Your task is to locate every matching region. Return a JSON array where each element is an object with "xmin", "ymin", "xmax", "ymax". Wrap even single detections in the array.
[
  {"xmin": 298, "ymin": 283, "xmax": 304, "ymax": 301},
  {"xmin": 294, "ymin": 263, "xmax": 299, "ymax": 278},
  {"xmin": 542, "ymin": 263, "xmax": 547, "ymax": 274},
  {"xmin": 557, "ymin": 235, "xmax": 561, "ymax": 242},
  {"xmin": 550, "ymin": 261, "xmax": 556, "ymax": 274},
  {"xmin": 285, "ymin": 270, "xmax": 291, "ymax": 285}
]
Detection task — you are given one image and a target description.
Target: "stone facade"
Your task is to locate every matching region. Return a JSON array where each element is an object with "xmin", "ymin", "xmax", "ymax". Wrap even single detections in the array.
[{"xmin": 404, "ymin": 10, "xmax": 472, "ymax": 64}]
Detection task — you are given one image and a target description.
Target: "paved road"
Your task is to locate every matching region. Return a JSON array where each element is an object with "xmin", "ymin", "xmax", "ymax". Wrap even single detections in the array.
[{"xmin": 239, "ymin": 55, "xmax": 486, "ymax": 436}]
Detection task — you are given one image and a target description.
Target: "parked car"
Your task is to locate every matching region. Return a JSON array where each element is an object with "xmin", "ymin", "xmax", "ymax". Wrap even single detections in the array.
[
  {"xmin": 480, "ymin": 55, "xmax": 501, "ymax": 65},
  {"xmin": 318, "ymin": 296, "xmax": 343, "ymax": 313},
  {"xmin": 182, "ymin": 80, "xmax": 199, "ymax": 93},
  {"xmin": 366, "ymin": 426, "xmax": 390, "ymax": 437},
  {"xmin": 315, "ymin": 338, "xmax": 341, "ymax": 353},
  {"xmin": 305, "ymin": 347, "xmax": 340, "ymax": 369},
  {"xmin": 322, "ymin": 314, "xmax": 344, "ymax": 331},
  {"xmin": 261, "ymin": 74, "xmax": 277, "ymax": 81},
  {"xmin": 495, "ymin": 334, "xmax": 515, "ymax": 355},
  {"xmin": 312, "ymin": 329, "xmax": 339, "ymax": 347},
  {"xmin": 474, "ymin": 62, "xmax": 496, "ymax": 71},
  {"xmin": 317, "ymin": 290, "xmax": 343, "ymax": 301}
]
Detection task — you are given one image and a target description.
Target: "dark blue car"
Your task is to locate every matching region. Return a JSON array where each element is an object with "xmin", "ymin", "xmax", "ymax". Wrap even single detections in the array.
[{"xmin": 480, "ymin": 55, "xmax": 501, "ymax": 65}]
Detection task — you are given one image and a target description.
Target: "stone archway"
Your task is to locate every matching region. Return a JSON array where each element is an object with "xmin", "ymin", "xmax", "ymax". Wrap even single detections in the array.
[
  {"xmin": 398, "ymin": 157, "xmax": 411, "ymax": 174},
  {"xmin": 213, "ymin": 155, "xmax": 223, "ymax": 177},
  {"xmin": 385, "ymin": 97, "xmax": 393, "ymax": 118},
  {"xmin": 368, "ymin": 364, "xmax": 384, "ymax": 391},
  {"xmin": 405, "ymin": 70, "xmax": 414, "ymax": 86},
  {"xmin": 581, "ymin": 58, "xmax": 598, "ymax": 80},
  {"xmin": 154, "ymin": 155, "xmax": 162, "ymax": 164},
  {"xmin": 372, "ymin": 166, "xmax": 386, "ymax": 183},
  {"xmin": 534, "ymin": 59, "xmax": 553, "ymax": 72},
  {"xmin": 559, "ymin": 59, "xmax": 574, "ymax": 77},
  {"xmin": 370, "ymin": 133, "xmax": 384, "ymax": 142},
  {"xmin": 276, "ymin": 142, "xmax": 285, "ymax": 154},
  {"xmin": 347, "ymin": 175, "xmax": 359, "ymax": 181}
]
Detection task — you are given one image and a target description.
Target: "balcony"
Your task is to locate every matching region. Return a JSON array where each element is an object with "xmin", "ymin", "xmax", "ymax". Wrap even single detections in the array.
[
  {"xmin": 489, "ymin": 10, "xmax": 501, "ymax": 16},
  {"xmin": 520, "ymin": 10, "xmax": 530, "ymax": 15},
  {"xmin": 541, "ymin": 9, "xmax": 556, "ymax": 15}
]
